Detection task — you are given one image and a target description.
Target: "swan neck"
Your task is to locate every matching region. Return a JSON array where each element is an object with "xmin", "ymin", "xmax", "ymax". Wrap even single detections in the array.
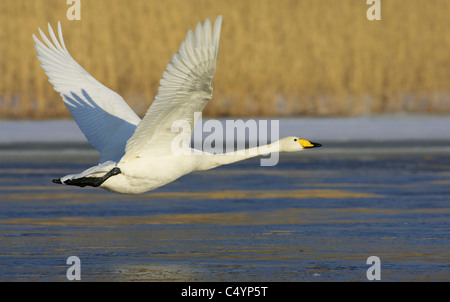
[{"xmin": 197, "ymin": 142, "xmax": 279, "ymax": 171}]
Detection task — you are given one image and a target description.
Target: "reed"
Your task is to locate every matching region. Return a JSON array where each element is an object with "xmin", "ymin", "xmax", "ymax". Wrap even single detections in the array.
[{"xmin": 1, "ymin": 0, "xmax": 450, "ymax": 119}]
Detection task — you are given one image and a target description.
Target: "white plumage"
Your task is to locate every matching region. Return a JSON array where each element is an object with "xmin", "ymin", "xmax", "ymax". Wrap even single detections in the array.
[
  {"xmin": 33, "ymin": 16, "xmax": 321, "ymax": 194},
  {"xmin": 34, "ymin": 22, "xmax": 141, "ymax": 163}
]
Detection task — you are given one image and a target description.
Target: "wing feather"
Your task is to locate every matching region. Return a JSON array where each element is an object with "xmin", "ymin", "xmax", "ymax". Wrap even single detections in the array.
[
  {"xmin": 123, "ymin": 16, "xmax": 223, "ymax": 159},
  {"xmin": 34, "ymin": 22, "xmax": 141, "ymax": 163}
]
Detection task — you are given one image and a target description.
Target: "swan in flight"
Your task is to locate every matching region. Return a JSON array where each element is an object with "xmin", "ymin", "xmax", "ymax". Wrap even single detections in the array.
[{"xmin": 33, "ymin": 16, "xmax": 321, "ymax": 194}]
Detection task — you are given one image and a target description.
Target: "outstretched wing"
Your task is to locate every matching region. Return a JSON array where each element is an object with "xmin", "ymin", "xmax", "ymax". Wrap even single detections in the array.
[
  {"xmin": 33, "ymin": 22, "xmax": 141, "ymax": 163},
  {"xmin": 123, "ymin": 16, "xmax": 222, "ymax": 159}
]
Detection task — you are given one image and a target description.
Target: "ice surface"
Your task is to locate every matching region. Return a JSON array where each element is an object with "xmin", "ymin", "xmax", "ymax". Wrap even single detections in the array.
[{"xmin": 1, "ymin": 116, "xmax": 449, "ymax": 144}]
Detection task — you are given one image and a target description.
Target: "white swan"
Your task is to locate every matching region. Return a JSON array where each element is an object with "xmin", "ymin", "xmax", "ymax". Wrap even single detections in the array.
[{"xmin": 33, "ymin": 16, "xmax": 321, "ymax": 194}]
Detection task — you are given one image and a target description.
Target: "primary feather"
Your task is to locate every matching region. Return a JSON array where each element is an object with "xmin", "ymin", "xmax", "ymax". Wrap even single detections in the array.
[
  {"xmin": 33, "ymin": 22, "xmax": 141, "ymax": 163},
  {"xmin": 123, "ymin": 16, "xmax": 222, "ymax": 159}
]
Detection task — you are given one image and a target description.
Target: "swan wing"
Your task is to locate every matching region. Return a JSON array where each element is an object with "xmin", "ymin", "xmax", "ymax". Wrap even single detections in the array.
[
  {"xmin": 33, "ymin": 22, "xmax": 141, "ymax": 163},
  {"xmin": 123, "ymin": 16, "xmax": 222, "ymax": 159}
]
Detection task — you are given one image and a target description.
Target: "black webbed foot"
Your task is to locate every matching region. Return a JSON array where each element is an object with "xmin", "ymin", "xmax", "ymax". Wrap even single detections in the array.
[{"xmin": 53, "ymin": 167, "xmax": 122, "ymax": 188}]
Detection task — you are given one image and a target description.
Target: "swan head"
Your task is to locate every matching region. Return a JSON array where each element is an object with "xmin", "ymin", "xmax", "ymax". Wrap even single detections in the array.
[{"xmin": 279, "ymin": 136, "xmax": 322, "ymax": 152}]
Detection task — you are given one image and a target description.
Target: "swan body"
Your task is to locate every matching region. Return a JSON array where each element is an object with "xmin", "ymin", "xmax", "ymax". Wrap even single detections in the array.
[{"xmin": 33, "ymin": 16, "xmax": 321, "ymax": 194}]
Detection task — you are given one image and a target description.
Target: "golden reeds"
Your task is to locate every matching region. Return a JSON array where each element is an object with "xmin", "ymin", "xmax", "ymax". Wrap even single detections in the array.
[{"xmin": 1, "ymin": 0, "xmax": 450, "ymax": 119}]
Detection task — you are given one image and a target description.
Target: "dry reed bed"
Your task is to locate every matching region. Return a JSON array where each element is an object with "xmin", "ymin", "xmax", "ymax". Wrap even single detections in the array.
[{"xmin": 1, "ymin": 0, "xmax": 450, "ymax": 119}]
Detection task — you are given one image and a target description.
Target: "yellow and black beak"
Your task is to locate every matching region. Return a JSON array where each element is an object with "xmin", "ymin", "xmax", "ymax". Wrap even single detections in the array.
[{"xmin": 298, "ymin": 139, "xmax": 322, "ymax": 149}]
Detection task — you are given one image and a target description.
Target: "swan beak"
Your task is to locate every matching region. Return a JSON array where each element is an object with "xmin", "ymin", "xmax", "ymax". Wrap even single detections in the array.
[{"xmin": 299, "ymin": 139, "xmax": 322, "ymax": 149}]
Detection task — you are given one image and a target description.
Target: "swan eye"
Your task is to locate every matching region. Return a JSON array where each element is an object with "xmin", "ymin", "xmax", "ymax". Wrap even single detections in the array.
[{"xmin": 294, "ymin": 138, "xmax": 297, "ymax": 141}]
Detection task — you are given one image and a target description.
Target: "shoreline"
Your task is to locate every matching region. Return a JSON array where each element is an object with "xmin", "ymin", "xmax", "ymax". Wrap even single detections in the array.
[
  {"xmin": 1, "ymin": 116, "xmax": 450, "ymax": 143},
  {"xmin": 1, "ymin": 116, "xmax": 449, "ymax": 161}
]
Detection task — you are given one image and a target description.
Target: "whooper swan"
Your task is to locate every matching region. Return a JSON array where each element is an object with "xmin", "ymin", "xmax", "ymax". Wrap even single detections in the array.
[{"xmin": 33, "ymin": 16, "xmax": 321, "ymax": 194}]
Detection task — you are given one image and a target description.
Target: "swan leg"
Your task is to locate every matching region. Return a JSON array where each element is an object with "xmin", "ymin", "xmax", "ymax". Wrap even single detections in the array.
[{"xmin": 53, "ymin": 167, "xmax": 121, "ymax": 188}]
